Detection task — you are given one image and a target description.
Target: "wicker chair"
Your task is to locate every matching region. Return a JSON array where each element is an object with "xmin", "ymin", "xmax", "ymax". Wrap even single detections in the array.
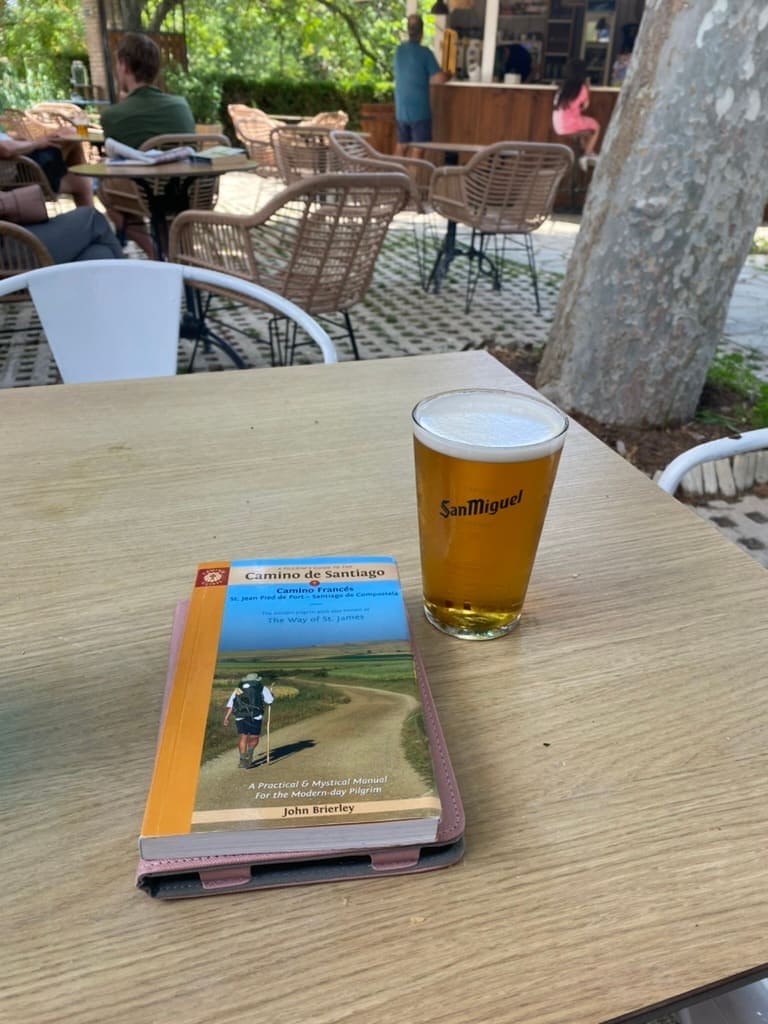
[
  {"xmin": 270, "ymin": 125, "xmax": 339, "ymax": 184},
  {"xmin": 228, "ymin": 104, "xmax": 281, "ymax": 179},
  {"xmin": 328, "ymin": 130, "xmax": 433, "ymax": 209},
  {"xmin": 169, "ymin": 171, "xmax": 413, "ymax": 363},
  {"xmin": 298, "ymin": 110, "xmax": 349, "ymax": 130},
  {"xmin": 429, "ymin": 141, "xmax": 573, "ymax": 313},
  {"xmin": 98, "ymin": 132, "xmax": 230, "ymax": 258},
  {"xmin": 0, "ymin": 154, "xmax": 58, "ymax": 201},
  {"xmin": 27, "ymin": 102, "xmax": 86, "ymax": 126},
  {"xmin": 0, "ymin": 109, "xmax": 39, "ymax": 139},
  {"xmin": 0, "ymin": 220, "xmax": 53, "ymax": 295},
  {"xmin": 329, "ymin": 129, "xmax": 435, "ymax": 285}
]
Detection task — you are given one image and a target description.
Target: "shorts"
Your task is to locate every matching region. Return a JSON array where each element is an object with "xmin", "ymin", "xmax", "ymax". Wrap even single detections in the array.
[
  {"xmin": 552, "ymin": 111, "xmax": 599, "ymax": 138},
  {"xmin": 396, "ymin": 119, "xmax": 432, "ymax": 144},
  {"xmin": 29, "ymin": 147, "xmax": 69, "ymax": 192},
  {"xmin": 235, "ymin": 716, "xmax": 263, "ymax": 736}
]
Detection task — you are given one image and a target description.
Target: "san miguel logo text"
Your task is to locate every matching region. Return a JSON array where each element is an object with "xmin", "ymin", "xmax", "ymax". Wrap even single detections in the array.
[{"xmin": 440, "ymin": 490, "xmax": 524, "ymax": 518}]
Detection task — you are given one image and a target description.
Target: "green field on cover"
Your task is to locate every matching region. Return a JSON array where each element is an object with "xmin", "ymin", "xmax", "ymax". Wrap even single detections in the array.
[{"xmin": 202, "ymin": 647, "xmax": 431, "ymax": 782}]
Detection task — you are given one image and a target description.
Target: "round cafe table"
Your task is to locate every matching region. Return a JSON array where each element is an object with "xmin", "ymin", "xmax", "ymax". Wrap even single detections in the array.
[{"xmin": 68, "ymin": 156, "xmax": 259, "ymax": 260}]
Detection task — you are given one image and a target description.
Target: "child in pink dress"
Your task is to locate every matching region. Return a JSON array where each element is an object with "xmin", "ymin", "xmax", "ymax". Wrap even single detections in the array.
[{"xmin": 552, "ymin": 59, "xmax": 600, "ymax": 171}]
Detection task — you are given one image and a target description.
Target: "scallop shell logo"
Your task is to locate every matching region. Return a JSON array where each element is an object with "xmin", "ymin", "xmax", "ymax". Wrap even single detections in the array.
[{"xmin": 202, "ymin": 570, "xmax": 225, "ymax": 585}]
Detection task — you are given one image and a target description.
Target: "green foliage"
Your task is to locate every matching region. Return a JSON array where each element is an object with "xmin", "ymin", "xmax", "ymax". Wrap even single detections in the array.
[
  {"xmin": 220, "ymin": 74, "xmax": 391, "ymax": 133},
  {"xmin": 0, "ymin": 0, "xmax": 87, "ymax": 103},
  {"xmin": 0, "ymin": 0, "xmax": 399, "ymax": 119},
  {"xmin": 163, "ymin": 66, "xmax": 223, "ymax": 123},
  {"xmin": 699, "ymin": 351, "xmax": 768, "ymax": 430},
  {"xmin": 401, "ymin": 709, "xmax": 434, "ymax": 787}
]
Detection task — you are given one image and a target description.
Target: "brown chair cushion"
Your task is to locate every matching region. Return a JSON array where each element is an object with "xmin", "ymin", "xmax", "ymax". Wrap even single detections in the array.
[{"xmin": 0, "ymin": 184, "xmax": 48, "ymax": 225}]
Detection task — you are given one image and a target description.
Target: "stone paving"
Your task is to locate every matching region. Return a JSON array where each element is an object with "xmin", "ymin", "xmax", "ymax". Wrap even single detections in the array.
[{"xmin": 1, "ymin": 172, "xmax": 766, "ymax": 567}]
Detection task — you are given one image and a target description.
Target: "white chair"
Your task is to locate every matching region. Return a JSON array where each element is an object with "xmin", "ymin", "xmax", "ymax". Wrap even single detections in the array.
[
  {"xmin": 0, "ymin": 261, "xmax": 337, "ymax": 383},
  {"xmin": 657, "ymin": 429, "xmax": 768, "ymax": 495}
]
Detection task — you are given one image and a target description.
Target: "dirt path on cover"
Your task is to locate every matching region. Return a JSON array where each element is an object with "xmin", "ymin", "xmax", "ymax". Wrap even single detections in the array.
[{"xmin": 195, "ymin": 684, "xmax": 425, "ymax": 810}]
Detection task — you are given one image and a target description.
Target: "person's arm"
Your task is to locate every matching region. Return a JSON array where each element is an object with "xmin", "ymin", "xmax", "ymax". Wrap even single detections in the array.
[
  {"xmin": 427, "ymin": 48, "xmax": 451, "ymax": 86},
  {"xmin": 223, "ymin": 691, "xmax": 236, "ymax": 724},
  {"xmin": 0, "ymin": 135, "xmax": 61, "ymax": 159},
  {"xmin": 580, "ymin": 83, "xmax": 591, "ymax": 110}
]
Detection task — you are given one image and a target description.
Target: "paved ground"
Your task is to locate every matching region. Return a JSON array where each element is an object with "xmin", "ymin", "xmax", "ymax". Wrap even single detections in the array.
[{"xmin": 1, "ymin": 173, "xmax": 766, "ymax": 569}]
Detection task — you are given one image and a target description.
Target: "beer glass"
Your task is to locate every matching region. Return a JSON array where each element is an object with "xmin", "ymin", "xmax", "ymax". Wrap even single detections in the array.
[{"xmin": 412, "ymin": 389, "xmax": 568, "ymax": 640}]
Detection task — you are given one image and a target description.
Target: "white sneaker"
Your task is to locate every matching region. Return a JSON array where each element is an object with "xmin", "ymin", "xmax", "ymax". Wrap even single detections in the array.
[{"xmin": 578, "ymin": 155, "xmax": 590, "ymax": 172}]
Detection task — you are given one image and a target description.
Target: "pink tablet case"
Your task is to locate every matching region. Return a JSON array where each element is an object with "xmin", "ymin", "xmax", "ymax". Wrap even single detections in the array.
[{"xmin": 136, "ymin": 601, "xmax": 465, "ymax": 899}]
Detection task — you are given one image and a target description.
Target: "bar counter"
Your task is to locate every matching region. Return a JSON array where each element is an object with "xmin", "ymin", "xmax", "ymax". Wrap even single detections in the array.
[{"xmin": 431, "ymin": 80, "xmax": 620, "ymax": 149}]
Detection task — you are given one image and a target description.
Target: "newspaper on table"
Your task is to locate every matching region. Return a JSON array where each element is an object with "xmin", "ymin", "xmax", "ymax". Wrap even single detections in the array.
[{"xmin": 105, "ymin": 137, "xmax": 196, "ymax": 165}]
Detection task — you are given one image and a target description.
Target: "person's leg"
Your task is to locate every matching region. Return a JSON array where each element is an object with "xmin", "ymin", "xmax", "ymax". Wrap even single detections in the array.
[
  {"xmin": 25, "ymin": 208, "xmax": 124, "ymax": 263},
  {"xmin": 581, "ymin": 118, "xmax": 600, "ymax": 156},
  {"xmin": 105, "ymin": 207, "xmax": 155, "ymax": 258},
  {"xmin": 29, "ymin": 146, "xmax": 93, "ymax": 206},
  {"xmin": 59, "ymin": 171, "xmax": 93, "ymax": 207},
  {"xmin": 394, "ymin": 121, "xmax": 412, "ymax": 158},
  {"xmin": 405, "ymin": 119, "xmax": 432, "ymax": 162}
]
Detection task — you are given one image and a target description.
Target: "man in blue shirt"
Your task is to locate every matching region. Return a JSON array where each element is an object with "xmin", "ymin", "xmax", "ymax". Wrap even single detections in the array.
[{"xmin": 393, "ymin": 14, "xmax": 450, "ymax": 158}]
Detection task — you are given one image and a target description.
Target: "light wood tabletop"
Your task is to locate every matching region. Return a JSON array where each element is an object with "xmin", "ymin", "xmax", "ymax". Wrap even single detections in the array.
[
  {"xmin": 2, "ymin": 351, "xmax": 766, "ymax": 1024},
  {"xmin": 69, "ymin": 156, "xmax": 260, "ymax": 178}
]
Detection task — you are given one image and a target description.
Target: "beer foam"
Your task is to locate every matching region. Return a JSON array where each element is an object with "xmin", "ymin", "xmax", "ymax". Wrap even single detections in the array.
[{"xmin": 412, "ymin": 389, "xmax": 568, "ymax": 462}]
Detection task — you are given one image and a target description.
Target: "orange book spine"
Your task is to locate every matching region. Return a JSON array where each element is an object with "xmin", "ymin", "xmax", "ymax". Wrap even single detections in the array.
[{"xmin": 141, "ymin": 562, "xmax": 229, "ymax": 838}]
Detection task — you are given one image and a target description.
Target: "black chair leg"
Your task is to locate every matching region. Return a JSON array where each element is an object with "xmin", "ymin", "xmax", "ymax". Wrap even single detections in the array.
[
  {"xmin": 342, "ymin": 310, "xmax": 360, "ymax": 360},
  {"xmin": 524, "ymin": 235, "xmax": 541, "ymax": 315}
]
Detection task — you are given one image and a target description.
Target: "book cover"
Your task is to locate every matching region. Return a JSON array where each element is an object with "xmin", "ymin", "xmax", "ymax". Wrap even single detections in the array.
[
  {"xmin": 190, "ymin": 145, "xmax": 247, "ymax": 164},
  {"xmin": 140, "ymin": 557, "xmax": 442, "ymax": 860}
]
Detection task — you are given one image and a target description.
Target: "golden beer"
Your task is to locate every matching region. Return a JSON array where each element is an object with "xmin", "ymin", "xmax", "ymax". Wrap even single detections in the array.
[{"xmin": 412, "ymin": 389, "xmax": 568, "ymax": 640}]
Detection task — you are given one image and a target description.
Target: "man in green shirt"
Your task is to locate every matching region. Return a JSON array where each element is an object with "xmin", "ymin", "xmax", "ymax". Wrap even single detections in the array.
[
  {"xmin": 100, "ymin": 32, "xmax": 195, "ymax": 254},
  {"xmin": 101, "ymin": 33, "xmax": 195, "ymax": 149}
]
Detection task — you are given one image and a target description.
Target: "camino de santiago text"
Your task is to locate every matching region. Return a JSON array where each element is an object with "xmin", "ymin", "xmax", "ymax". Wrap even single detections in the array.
[{"xmin": 440, "ymin": 490, "xmax": 523, "ymax": 518}]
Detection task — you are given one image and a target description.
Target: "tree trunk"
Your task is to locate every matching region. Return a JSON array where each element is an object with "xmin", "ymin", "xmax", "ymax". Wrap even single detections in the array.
[{"xmin": 536, "ymin": 1, "xmax": 768, "ymax": 427}]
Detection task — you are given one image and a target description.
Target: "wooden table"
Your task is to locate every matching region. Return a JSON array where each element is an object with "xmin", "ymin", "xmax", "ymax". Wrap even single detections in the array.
[
  {"xmin": 70, "ymin": 157, "xmax": 259, "ymax": 258},
  {"xmin": 2, "ymin": 351, "xmax": 767, "ymax": 1024}
]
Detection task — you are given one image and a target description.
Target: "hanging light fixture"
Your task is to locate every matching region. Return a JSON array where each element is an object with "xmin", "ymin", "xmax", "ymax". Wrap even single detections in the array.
[{"xmin": 430, "ymin": 0, "xmax": 449, "ymax": 14}]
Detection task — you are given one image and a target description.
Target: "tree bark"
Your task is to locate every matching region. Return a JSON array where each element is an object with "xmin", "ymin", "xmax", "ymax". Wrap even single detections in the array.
[{"xmin": 536, "ymin": 1, "xmax": 768, "ymax": 427}]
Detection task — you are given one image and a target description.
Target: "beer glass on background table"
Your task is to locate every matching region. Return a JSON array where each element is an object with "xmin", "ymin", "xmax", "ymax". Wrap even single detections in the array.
[{"xmin": 412, "ymin": 389, "xmax": 569, "ymax": 640}]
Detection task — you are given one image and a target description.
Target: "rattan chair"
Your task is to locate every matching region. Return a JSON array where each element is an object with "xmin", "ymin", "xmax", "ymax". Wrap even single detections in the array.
[
  {"xmin": 1, "ymin": 108, "xmax": 39, "ymax": 139},
  {"xmin": 98, "ymin": 132, "xmax": 230, "ymax": 258},
  {"xmin": 0, "ymin": 220, "xmax": 53, "ymax": 292},
  {"xmin": 298, "ymin": 110, "xmax": 349, "ymax": 130},
  {"xmin": 27, "ymin": 102, "xmax": 86, "ymax": 126},
  {"xmin": 0, "ymin": 154, "xmax": 58, "ymax": 201},
  {"xmin": 329, "ymin": 129, "xmax": 435, "ymax": 284},
  {"xmin": 270, "ymin": 125, "xmax": 338, "ymax": 184},
  {"xmin": 169, "ymin": 171, "xmax": 413, "ymax": 364},
  {"xmin": 429, "ymin": 141, "xmax": 573, "ymax": 313},
  {"xmin": 329, "ymin": 130, "xmax": 433, "ymax": 207},
  {"xmin": 228, "ymin": 104, "xmax": 281, "ymax": 179}
]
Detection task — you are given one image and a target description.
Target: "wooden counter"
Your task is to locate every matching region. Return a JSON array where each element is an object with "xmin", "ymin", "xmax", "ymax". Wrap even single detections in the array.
[{"xmin": 431, "ymin": 81, "xmax": 620, "ymax": 149}]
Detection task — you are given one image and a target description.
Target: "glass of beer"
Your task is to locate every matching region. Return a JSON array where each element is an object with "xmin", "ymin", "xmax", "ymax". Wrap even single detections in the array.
[{"xmin": 412, "ymin": 388, "xmax": 568, "ymax": 640}]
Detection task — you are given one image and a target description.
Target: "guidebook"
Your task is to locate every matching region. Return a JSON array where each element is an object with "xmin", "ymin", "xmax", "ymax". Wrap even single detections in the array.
[
  {"xmin": 138, "ymin": 558, "xmax": 463, "ymax": 889},
  {"xmin": 137, "ymin": 558, "xmax": 464, "ymax": 899}
]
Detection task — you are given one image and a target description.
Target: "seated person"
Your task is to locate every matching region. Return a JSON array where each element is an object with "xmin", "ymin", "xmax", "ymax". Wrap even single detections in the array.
[
  {"xmin": 0, "ymin": 130, "xmax": 93, "ymax": 208},
  {"xmin": 100, "ymin": 32, "xmax": 196, "ymax": 256},
  {"xmin": 22, "ymin": 207, "xmax": 125, "ymax": 263},
  {"xmin": 101, "ymin": 33, "xmax": 195, "ymax": 149}
]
